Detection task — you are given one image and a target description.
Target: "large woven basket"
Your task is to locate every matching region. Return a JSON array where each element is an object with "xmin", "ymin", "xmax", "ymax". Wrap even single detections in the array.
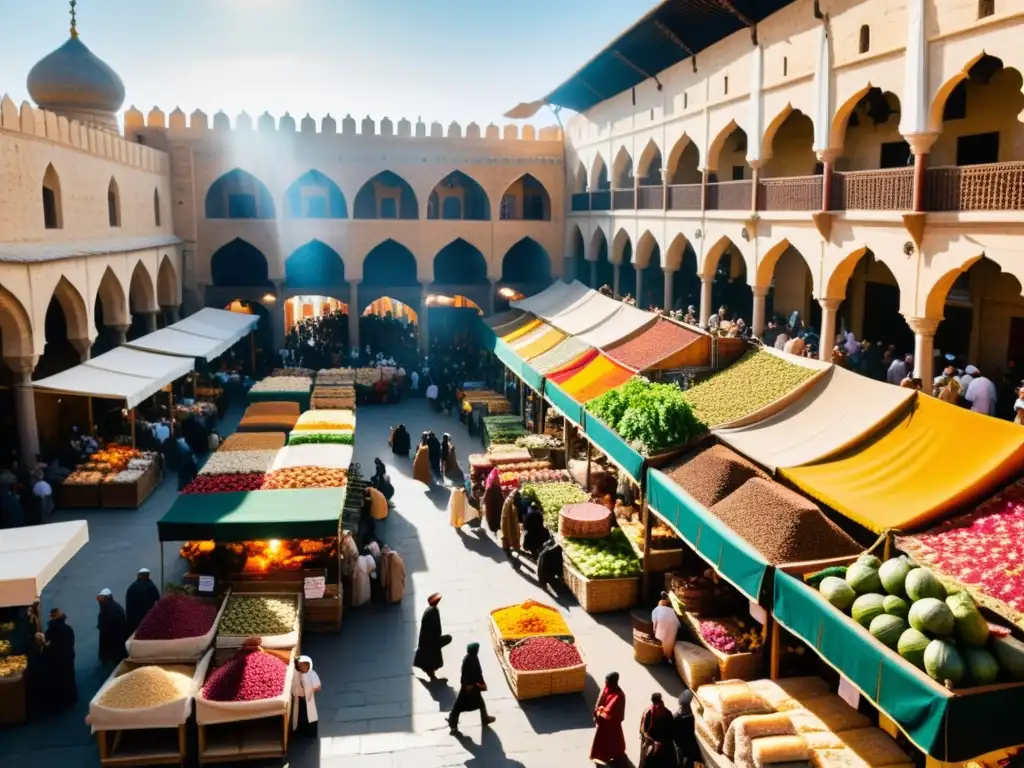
[
  {"xmin": 562, "ymin": 559, "xmax": 639, "ymax": 614},
  {"xmin": 633, "ymin": 630, "xmax": 664, "ymax": 666},
  {"xmin": 496, "ymin": 637, "xmax": 587, "ymax": 700},
  {"xmin": 681, "ymin": 610, "xmax": 764, "ymax": 681}
]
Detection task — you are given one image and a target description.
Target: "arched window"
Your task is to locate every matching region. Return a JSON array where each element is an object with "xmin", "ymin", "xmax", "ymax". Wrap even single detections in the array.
[
  {"xmin": 859, "ymin": 25, "xmax": 871, "ymax": 54},
  {"xmin": 108, "ymin": 178, "xmax": 121, "ymax": 227},
  {"xmin": 153, "ymin": 188, "xmax": 161, "ymax": 227},
  {"xmin": 42, "ymin": 163, "xmax": 62, "ymax": 230}
]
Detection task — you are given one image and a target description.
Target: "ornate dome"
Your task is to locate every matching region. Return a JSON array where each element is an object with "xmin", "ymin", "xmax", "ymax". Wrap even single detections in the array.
[{"xmin": 27, "ymin": 35, "xmax": 125, "ymax": 116}]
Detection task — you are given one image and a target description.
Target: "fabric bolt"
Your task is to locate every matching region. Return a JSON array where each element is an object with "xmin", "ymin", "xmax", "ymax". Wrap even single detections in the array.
[
  {"xmin": 604, "ymin": 318, "xmax": 703, "ymax": 371},
  {"xmin": 500, "ymin": 318, "xmax": 543, "ymax": 342},
  {"xmin": 530, "ymin": 336, "xmax": 591, "ymax": 374},
  {"xmin": 547, "ymin": 348, "xmax": 600, "ymax": 384},
  {"xmin": 516, "ymin": 327, "xmax": 567, "ymax": 361},
  {"xmin": 781, "ymin": 396, "xmax": 1024, "ymax": 532}
]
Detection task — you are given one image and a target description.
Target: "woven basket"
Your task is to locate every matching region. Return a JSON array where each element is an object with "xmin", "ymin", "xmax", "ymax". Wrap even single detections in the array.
[
  {"xmin": 562, "ymin": 559, "xmax": 639, "ymax": 614},
  {"xmin": 633, "ymin": 630, "xmax": 664, "ymax": 665},
  {"xmin": 496, "ymin": 637, "xmax": 587, "ymax": 700},
  {"xmin": 681, "ymin": 610, "xmax": 764, "ymax": 681}
]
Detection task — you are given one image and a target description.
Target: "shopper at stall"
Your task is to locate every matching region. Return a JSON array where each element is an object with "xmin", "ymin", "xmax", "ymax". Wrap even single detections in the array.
[
  {"xmin": 652, "ymin": 592, "xmax": 680, "ymax": 662},
  {"xmin": 638, "ymin": 692, "xmax": 680, "ymax": 767},
  {"xmin": 39, "ymin": 607, "xmax": 77, "ymax": 711},
  {"xmin": 96, "ymin": 588, "xmax": 128, "ymax": 666},
  {"xmin": 590, "ymin": 671, "xmax": 627, "ymax": 765},
  {"xmin": 414, "ymin": 593, "xmax": 452, "ymax": 683},
  {"xmin": 124, "ymin": 568, "xmax": 160, "ymax": 636},
  {"xmin": 352, "ymin": 546, "xmax": 376, "ymax": 607},
  {"xmin": 536, "ymin": 538, "xmax": 563, "ymax": 593},
  {"xmin": 484, "ymin": 468, "xmax": 504, "ymax": 532},
  {"xmin": 391, "ymin": 423, "xmax": 411, "ymax": 457},
  {"xmin": 32, "ymin": 471, "xmax": 54, "ymax": 520},
  {"xmin": 522, "ymin": 504, "xmax": 551, "ymax": 559},
  {"xmin": 500, "ymin": 487, "xmax": 522, "ymax": 566},
  {"xmin": 427, "ymin": 431, "xmax": 442, "ymax": 482},
  {"xmin": 673, "ymin": 689, "xmax": 699, "ymax": 768},
  {"xmin": 379, "ymin": 545, "xmax": 406, "ymax": 603},
  {"xmin": 441, "ymin": 433, "xmax": 465, "ymax": 484},
  {"xmin": 366, "ymin": 485, "xmax": 389, "ymax": 521},
  {"xmin": 371, "ymin": 458, "xmax": 394, "ymax": 501},
  {"xmin": 290, "ymin": 655, "xmax": 321, "ymax": 737},
  {"xmin": 447, "ymin": 642, "xmax": 496, "ymax": 735},
  {"xmin": 413, "ymin": 433, "xmax": 432, "ymax": 485}
]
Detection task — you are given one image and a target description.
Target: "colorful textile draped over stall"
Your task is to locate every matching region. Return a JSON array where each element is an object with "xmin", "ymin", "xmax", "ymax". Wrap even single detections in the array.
[
  {"xmin": 781, "ymin": 395, "xmax": 1024, "ymax": 533},
  {"xmin": 603, "ymin": 318, "xmax": 706, "ymax": 371},
  {"xmin": 557, "ymin": 354, "xmax": 634, "ymax": 403}
]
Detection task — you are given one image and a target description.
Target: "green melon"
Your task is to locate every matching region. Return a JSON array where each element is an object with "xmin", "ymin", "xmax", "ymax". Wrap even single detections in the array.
[
  {"xmin": 964, "ymin": 647, "xmax": 1000, "ymax": 686},
  {"xmin": 897, "ymin": 628, "xmax": 930, "ymax": 669},
  {"xmin": 819, "ymin": 577, "xmax": 857, "ymax": 612},
  {"xmin": 908, "ymin": 598, "xmax": 955, "ymax": 636},
  {"xmin": 878, "ymin": 556, "xmax": 913, "ymax": 597},
  {"xmin": 845, "ymin": 563, "xmax": 883, "ymax": 595},
  {"xmin": 883, "ymin": 595, "xmax": 910, "ymax": 619},
  {"xmin": 857, "ymin": 554, "xmax": 883, "ymax": 570},
  {"xmin": 924, "ymin": 639, "xmax": 965, "ymax": 685},
  {"xmin": 869, "ymin": 614, "xmax": 908, "ymax": 650},
  {"xmin": 852, "ymin": 593, "xmax": 886, "ymax": 629},
  {"xmin": 946, "ymin": 591, "xmax": 990, "ymax": 647},
  {"xmin": 992, "ymin": 635, "xmax": 1024, "ymax": 680},
  {"xmin": 905, "ymin": 568, "xmax": 946, "ymax": 601}
]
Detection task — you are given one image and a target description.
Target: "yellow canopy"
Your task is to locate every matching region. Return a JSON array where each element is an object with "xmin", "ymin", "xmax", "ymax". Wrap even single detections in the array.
[{"xmin": 780, "ymin": 395, "xmax": 1024, "ymax": 533}]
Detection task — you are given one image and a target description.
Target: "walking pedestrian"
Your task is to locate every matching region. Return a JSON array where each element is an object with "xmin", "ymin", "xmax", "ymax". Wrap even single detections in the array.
[
  {"xmin": 414, "ymin": 593, "xmax": 452, "ymax": 682},
  {"xmin": 672, "ymin": 690, "xmax": 699, "ymax": 768},
  {"xmin": 500, "ymin": 487, "xmax": 522, "ymax": 566},
  {"xmin": 96, "ymin": 588, "xmax": 128, "ymax": 666},
  {"xmin": 427, "ymin": 432, "xmax": 442, "ymax": 482},
  {"xmin": 590, "ymin": 671, "xmax": 627, "ymax": 765},
  {"xmin": 413, "ymin": 433, "xmax": 431, "ymax": 485},
  {"xmin": 124, "ymin": 567, "xmax": 160, "ymax": 637},
  {"xmin": 39, "ymin": 607, "xmax": 77, "ymax": 711},
  {"xmin": 639, "ymin": 692, "xmax": 679, "ymax": 767},
  {"xmin": 447, "ymin": 642, "xmax": 496, "ymax": 735}
]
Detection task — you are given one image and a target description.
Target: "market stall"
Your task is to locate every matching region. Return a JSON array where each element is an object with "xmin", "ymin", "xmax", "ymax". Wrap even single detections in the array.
[
  {"xmin": 247, "ymin": 375, "xmax": 313, "ymax": 410},
  {"xmin": 510, "ymin": 279, "xmax": 589, "ymax": 320},
  {"xmin": 573, "ymin": 302, "xmax": 656, "ymax": 349},
  {"xmin": 603, "ymin": 317, "xmax": 710, "ymax": 372}
]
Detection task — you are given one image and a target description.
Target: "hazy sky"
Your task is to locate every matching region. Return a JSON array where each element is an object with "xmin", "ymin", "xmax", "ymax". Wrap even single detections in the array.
[{"xmin": 0, "ymin": 0, "xmax": 655, "ymax": 129}]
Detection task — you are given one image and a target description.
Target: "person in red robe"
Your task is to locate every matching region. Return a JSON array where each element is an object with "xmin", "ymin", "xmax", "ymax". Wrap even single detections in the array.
[{"xmin": 590, "ymin": 671, "xmax": 627, "ymax": 765}]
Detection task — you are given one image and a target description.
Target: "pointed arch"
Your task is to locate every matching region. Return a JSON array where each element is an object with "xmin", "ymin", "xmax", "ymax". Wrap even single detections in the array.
[
  {"xmin": 157, "ymin": 254, "xmax": 180, "ymax": 307},
  {"xmin": 428, "ymin": 170, "xmax": 490, "ymax": 220},
  {"xmin": 129, "ymin": 261, "xmax": 159, "ymax": 315},
  {"xmin": 665, "ymin": 233, "xmax": 691, "ymax": 271},
  {"xmin": 42, "ymin": 162, "xmax": 62, "ymax": 229},
  {"xmin": 500, "ymin": 173, "xmax": 551, "ymax": 221},
  {"xmin": 707, "ymin": 120, "xmax": 746, "ymax": 174},
  {"xmin": 502, "ymin": 238, "xmax": 551, "ymax": 284},
  {"xmin": 612, "ymin": 228, "xmax": 632, "ymax": 265},
  {"xmin": 589, "ymin": 226, "xmax": 609, "ymax": 263},
  {"xmin": 927, "ymin": 53, "xmax": 997, "ymax": 132},
  {"xmin": 573, "ymin": 160, "xmax": 588, "ymax": 194},
  {"xmin": 284, "ymin": 170, "xmax": 348, "ymax": 218},
  {"xmin": 205, "ymin": 168, "xmax": 276, "ymax": 219},
  {"xmin": 210, "ymin": 238, "xmax": 271, "ymax": 287},
  {"xmin": 363, "ymin": 239, "xmax": 419, "ymax": 286},
  {"xmin": 107, "ymin": 177, "xmax": 121, "ymax": 227},
  {"xmin": 285, "ymin": 240, "xmax": 346, "ymax": 289},
  {"xmin": 924, "ymin": 255, "xmax": 986, "ymax": 319},
  {"xmin": 95, "ymin": 266, "xmax": 129, "ymax": 327},
  {"xmin": 433, "ymin": 238, "xmax": 488, "ymax": 284},
  {"xmin": 590, "ymin": 153, "xmax": 609, "ymax": 191},
  {"xmin": 831, "ymin": 87, "xmax": 903, "ymax": 159},
  {"xmin": 354, "ymin": 171, "xmax": 419, "ymax": 219},
  {"xmin": 612, "ymin": 146, "xmax": 634, "ymax": 188},
  {"xmin": 761, "ymin": 105, "xmax": 815, "ymax": 168},
  {"xmin": 667, "ymin": 134, "xmax": 702, "ymax": 184},
  {"xmin": 0, "ymin": 284, "xmax": 34, "ymax": 359},
  {"xmin": 636, "ymin": 139, "xmax": 664, "ymax": 183},
  {"xmin": 634, "ymin": 231, "xmax": 659, "ymax": 268},
  {"xmin": 51, "ymin": 275, "xmax": 90, "ymax": 341}
]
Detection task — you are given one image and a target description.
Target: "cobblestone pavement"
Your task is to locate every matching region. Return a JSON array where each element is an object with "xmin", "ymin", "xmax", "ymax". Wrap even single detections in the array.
[{"xmin": 3, "ymin": 399, "xmax": 681, "ymax": 767}]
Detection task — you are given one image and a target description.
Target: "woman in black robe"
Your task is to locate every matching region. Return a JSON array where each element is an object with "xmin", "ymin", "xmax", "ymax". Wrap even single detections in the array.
[
  {"xmin": 96, "ymin": 591, "xmax": 128, "ymax": 666},
  {"xmin": 42, "ymin": 608, "xmax": 78, "ymax": 711},
  {"xmin": 426, "ymin": 432, "xmax": 442, "ymax": 481},
  {"xmin": 413, "ymin": 593, "xmax": 451, "ymax": 682},
  {"xmin": 446, "ymin": 642, "xmax": 495, "ymax": 735},
  {"xmin": 672, "ymin": 689, "xmax": 699, "ymax": 768},
  {"xmin": 522, "ymin": 506, "xmax": 551, "ymax": 559},
  {"xmin": 640, "ymin": 692, "xmax": 679, "ymax": 768},
  {"xmin": 391, "ymin": 424, "xmax": 411, "ymax": 457}
]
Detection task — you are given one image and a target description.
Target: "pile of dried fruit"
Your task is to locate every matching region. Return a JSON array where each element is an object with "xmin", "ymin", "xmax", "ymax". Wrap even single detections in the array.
[
  {"xmin": 98, "ymin": 665, "xmax": 194, "ymax": 708},
  {"xmin": 500, "ymin": 469, "xmax": 570, "ymax": 487},
  {"xmin": 563, "ymin": 529, "xmax": 642, "ymax": 579},
  {"xmin": 263, "ymin": 466, "xmax": 348, "ymax": 490},
  {"xmin": 134, "ymin": 594, "xmax": 221, "ymax": 640},
  {"xmin": 604, "ymin": 317, "xmax": 701, "ymax": 371},
  {"xmin": 219, "ymin": 432, "xmax": 287, "ymax": 452},
  {"xmin": 183, "ymin": 473, "xmax": 266, "ymax": 494},
  {"xmin": 202, "ymin": 648, "xmax": 288, "ymax": 702},
  {"xmin": 198, "ymin": 450, "xmax": 279, "ymax": 476},
  {"xmin": 698, "ymin": 618, "xmax": 763, "ymax": 655},
  {"xmin": 680, "ymin": 349, "xmax": 817, "ymax": 427},
  {"xmin": 250, "ymin": 376, "xmax": 312, "ymax": 394},
  {"xmin": 514, "ymin": 434, "xmax": 563, "ymax": 450},
  {"xmin": 492, "ymin": 600, "xmax": 571, "ymax": 640},
  {"xmin": 508, "ymin": 636, "xmax": 583, "ymax": 671},
  {"xmin": 316, "ymin": 369, "xmax": 355, "ymax": 385},
  {"xmin": 219, "ymin": 596, "xmax": 297, "ymax": 636}
]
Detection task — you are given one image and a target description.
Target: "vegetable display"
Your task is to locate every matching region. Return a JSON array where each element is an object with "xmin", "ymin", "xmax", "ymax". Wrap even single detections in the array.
[
  {"xmin": 262, "ymin": 466, "xmax": 348, "ymax": 490},
  {"xmin": 814, "ymin": 554, "xmax": 1024, "ymax": 687},
  {"xmin": 521, "ymin": 482, "xmax": 589, "ymax": 529},
  {"xmin": 680, "ymin": 349, "xmax": 818, "ymax": 427},
  {"xmin": 586, "ymin": 376, "xmax": 704, "ymax": 455},
  {"xmin": 286, "ymin": 431, "xmax": 354, "ymax": 446},
  {"xmin": 198, "ymin": 450, "xmax": 278, "ymax": 476},
  {"xmin": 202, "ymin": 648, "xmax": 288, "ymax": 702},
  {"xmin": 562, "ymin": 529, "xmax": 642, "ymax": 579},
  {"xmin": 218, "ymin": 596, "xmax": 297, "ymax": 636},
  {"xmin": 492, "ymin": 600, "xmax": 571, "ymax": 640},
  {"xmin": 500, "ymin": 469, "xmax": 570, "ymax": 487},
  {"xmin": 134, "ymin": 594, "xmax": 220, "ymax": 640},
  {"xmin": 514, "ymin": 434, "xmax": 563, "ymax": 450},
  {"xmin": 98, "ymin": 665, "xmax": 194, "ymax": 708},
  {"xmin": 183, "ymin": 473, "xmax": 266, "ymax": 494},
  {"xmin": 508, "ymin": 636, "xmax": 583, "ymax": 671}
]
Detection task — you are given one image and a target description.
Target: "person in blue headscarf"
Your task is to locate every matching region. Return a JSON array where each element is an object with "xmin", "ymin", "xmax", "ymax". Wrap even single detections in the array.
[{"xmin": 446, "ymin": 642, "xmax": 495, "ymax": 736}]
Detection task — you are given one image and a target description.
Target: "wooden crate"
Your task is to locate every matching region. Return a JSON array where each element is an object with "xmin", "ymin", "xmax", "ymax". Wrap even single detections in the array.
[
  {"xmin": 487, "ymin": 616, "xmax": 585, "ymax": 700},
  {"xmin": 198, "ymin": 715, "xmax": 289, "ymax": 765},
  {"xmin": 214, "ymin": 591, "xmax": 302, "ymax": 651},
  {"xmin": 304, "ymin": 583, "xmax": 342, "ymax": 633},
  {"xmin": 58, "ymin": 482, "xmax": 101, "ymax": 509},
  {"xmin": 681, "ymin": 610, "xmax": 765, "ymax": 682},
  {"xmin": 96, "ymin": 723, "xmax": 187, "ymax": 767},
  {"xmin": 0, "ymin": 671, "xmax": 27, "ymax": 725},
  {"xmin": 562, "ymin": 559, "xmax": 639, "ymax": 614},
  {"xmin": 100, "ymin": 464, "xmax": 159, "ymax": 509}
]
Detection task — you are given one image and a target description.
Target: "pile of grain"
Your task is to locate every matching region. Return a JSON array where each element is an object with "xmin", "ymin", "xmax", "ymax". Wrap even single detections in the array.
[
  {"xmin": 664, "ymin": 445, "xmax": 768, "ymax": 509},
  {"xmin": 709, "ymin": 478, "xmax": 860, "ymax": 564},
  {"xmin": 98, "ymin": 665, "xmax": 194, "ymax": 709}
]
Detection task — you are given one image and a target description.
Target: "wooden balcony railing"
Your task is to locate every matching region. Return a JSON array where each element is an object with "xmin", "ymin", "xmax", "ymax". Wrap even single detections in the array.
[
  {"xmin": 925, "ymin": 161, "xmax": 1024, "ymax": 211},
  {"xmin": 612, "ymin": 189, "xmax": 635, "ymax": 210},
  {"xmin": 707, "ymin": 180, "xmax": 752, "ymax": 211},
  {"xmin": 637, "ymin": 185, "xmax": 663, "ymax": 210},
  {"xmin": 830, "ymin": 168, "xmax": 913, "ymax": 211},
  {"xmin": 590, "ymin": 190, "xmax": 611, "ymax": 211},
  {"xmin": 667, "ymin": 184, "xmax": 702, "ymax": 211},
  {"xmin": 570, "ymin": 193, "xmax": 590, "ymax": 212},
  {"xmin": 757, "ymin": 175, "xmax": 822, "ymax": 211}
]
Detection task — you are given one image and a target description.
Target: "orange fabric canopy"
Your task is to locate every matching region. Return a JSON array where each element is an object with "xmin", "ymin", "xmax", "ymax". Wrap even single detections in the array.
[
  {"xmin": 547, "ymin": 348, "xmax": 599, "ymax": 383},
  {"xmin": 781, "ymin": 395, "xmax": 1024, "ymax": 533},
  {"xmin": 558, "ymin": 353, "xmax": 634, "ymax": 403}
]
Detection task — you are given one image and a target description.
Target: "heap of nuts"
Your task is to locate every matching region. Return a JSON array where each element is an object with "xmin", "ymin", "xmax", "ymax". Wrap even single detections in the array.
[
  {"xmin": 508, "ymin": 636, "xmax": 583, "ymax": 671},
  {"xmin": 98, "ymin": 665, "xmax": 194, "ymax": 708}
]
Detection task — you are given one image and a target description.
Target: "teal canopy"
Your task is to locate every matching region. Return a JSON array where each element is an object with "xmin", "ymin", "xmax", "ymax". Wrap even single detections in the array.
[
  {"xmin": 646, "ymin": 469, "xmax": 770, "ymax": 603},
  {"xmin": 158, "ymin": 488, "xmax": 345, "ymax": 542},
  {"xmin": 545, "ymin": 380, "xmax": 583, "ymax": 427},
  {"xmin": 493, "ymin": 338, "xmax": 525, "ymax": 381},
  {"xmin": 772, "ymin": 569, "xmax": 1024, "ymax": 761},
  {"xmin": 583, "ymin": 414, "xmax": 645, "ymax": 482},
  {"xmin": 521, "ymin": 362, "xmax": 544, "ymax": 392}
]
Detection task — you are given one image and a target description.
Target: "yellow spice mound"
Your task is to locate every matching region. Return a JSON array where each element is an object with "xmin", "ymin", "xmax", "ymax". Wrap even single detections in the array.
[
  {"xmin": 492, "ymin": 600, "xmax": 571, "ymax": 639},
  {"xmin": 98, "ymin": 665, "xmax": 194, "ymax": 709}
]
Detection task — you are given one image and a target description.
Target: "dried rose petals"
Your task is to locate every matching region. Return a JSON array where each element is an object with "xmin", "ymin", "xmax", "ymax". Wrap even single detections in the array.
[
  {"xmin": 183, "ymin": 473, "xmax": 266, "ymax": 494},
  {"xmin": 202, "ymin": 649, "xmax": 287, "ymax": 702},
  {"xmin": 135, "ymin": 594, "xmax": 220, "ymax": 640},
  {"xmin": 508, "ymin": 636, "xmax": 582, "ymax": 671}
]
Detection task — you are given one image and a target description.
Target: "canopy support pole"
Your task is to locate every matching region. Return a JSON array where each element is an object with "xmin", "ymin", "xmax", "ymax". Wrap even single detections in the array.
[
  {"xmin": 193, "ymin": 374, "xmax": 198, "ymax": 401},
  {"xmin": 519, "ymin": 385, "xmax": 526, "ymax": 427},
  {"xmin": 585, "ymin": 441, "xmax": 592, "ymax": 492},
  {"xmin": 87, "ymin": 396, "xmax": 95, "ymax": 436},
  {"xmin": 130, "ymin": 409, "xmax": 136, "ymax": 448},
  {"xmin": 641, "ymin": 493, "xmax": 653, "ymax": 601},
  {"xmin": 769, "ymin": 619, "xmax": 782, "ymax": 680}
]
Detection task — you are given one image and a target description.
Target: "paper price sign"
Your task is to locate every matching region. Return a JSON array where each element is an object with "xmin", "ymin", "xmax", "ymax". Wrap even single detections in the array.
[
  {"xmin": 198, "ymin": 575, "xmax": 215, "ymax": 593},
  {"xmin": 304, "ymin": 576, "xmax": 326, "ymax": 600}
]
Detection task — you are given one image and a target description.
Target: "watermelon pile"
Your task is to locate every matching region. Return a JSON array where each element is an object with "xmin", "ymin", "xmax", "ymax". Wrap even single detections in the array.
[{"xmin": 815, "ymin": 553, "xmax": 1024, "ymax": 688}]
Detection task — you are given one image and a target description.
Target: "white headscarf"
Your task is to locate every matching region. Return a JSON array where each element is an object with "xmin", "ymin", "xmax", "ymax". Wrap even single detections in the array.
[{"xmin": 844, "ymin": 332, "xmax": 860, "ymax": 356}]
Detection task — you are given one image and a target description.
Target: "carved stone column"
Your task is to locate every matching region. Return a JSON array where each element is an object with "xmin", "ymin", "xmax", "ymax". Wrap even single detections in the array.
[
  {"xmin": 348, "ymin": 280, "xmax": 360, "ymax": 352},
  {"xmin": 905, "ymin": 315, "xmax": 941, "ymax": 388},
  {"xmin": 612, "ymin": 263, "xmax": 621, "ymax": 299},
  {"xmin": 751, "ymin": 286, "xmax": 770, "ymax": 339},
  {"xmin": 6, "ymin": 356, "xmax": 40, "ymax": 468},
  {"xmin": 663, "ymin": 268, "xmax": 675, "ymax": 315},
  {"xmin": 699, "ymin": 277, "xmax": 714, "ymax": 327},
  {"xmin": 818, "ymin": 298, "xmax": 842, "ymax": 361},
  {"xmin": 111, "ymin": 323, "xmax": 131, "ymax": 346},
  {"xmin": 142, "ymin": 312, "xmax": 159, "ymax": 333}
]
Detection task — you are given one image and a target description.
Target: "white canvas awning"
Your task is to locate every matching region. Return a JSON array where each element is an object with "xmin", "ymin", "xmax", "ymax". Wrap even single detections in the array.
[
  {"xmin": 34, "ymin": 347, "xmax": 194, "ymax": 409},
  {"xmin": 547, "ymin": 290, "xmax": 625, "ymax": 335},
  {"xmin": 126, "ymin": 327, "xmax": 237, "ymax": 362},
  {"xmin": 170, "ymin": 307, "xmax": 259, "ymax": 342},
  {"xmin": 512, "ymin": 280, "xmax": 591, "ymax": 320},
  {"xmin": 0, "ymin": 521, "xmax": 89, "ymax": 607},
  {"xmin": 575, "ymin": 304, "xmax": 657, "ymax": 348}
]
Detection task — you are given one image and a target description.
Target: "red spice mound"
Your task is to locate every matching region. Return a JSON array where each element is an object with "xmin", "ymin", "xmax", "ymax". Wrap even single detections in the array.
[
  {"xmin": 605, "ymin": 318, "xmax": 701, "ymax": 371},
  {"xmin": 183, "ymin": 473, "xmax": 265, "ymax": 494},
  {"xmin": 508, "ymin": 636, "xmax": 583, "ymax": 671},
  {"xmin": 135, "ymin": 594, "xmax": 220, "ymax": 640},
  {"xmin": 202, "ymin": 648, "xmax": 287, "ymax": 702}
]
